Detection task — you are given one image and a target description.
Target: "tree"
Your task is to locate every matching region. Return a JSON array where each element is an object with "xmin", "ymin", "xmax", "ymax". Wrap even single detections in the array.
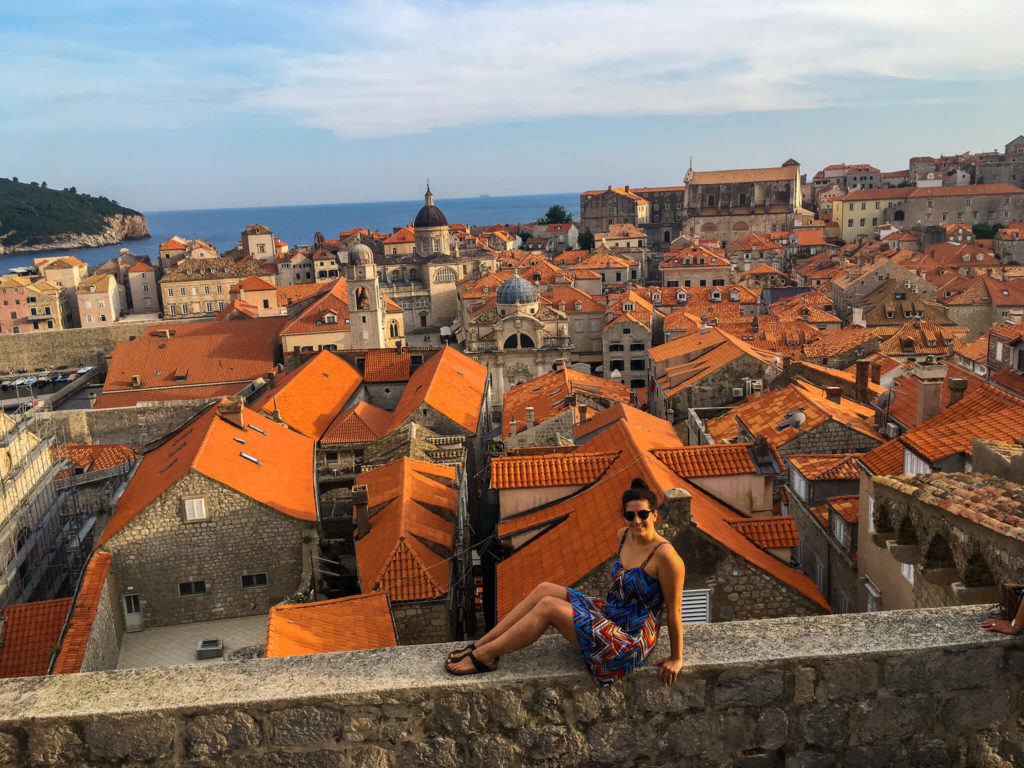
[
  {"xmin": 538, "ymin": 204, "xmax": 572, "ymax": 225},
  {"xmin": 578, "ymin": 229, "xmax": 595, "ymax": 251},
  {"xmin": 973, "ymin": 222, "xmax": 1001, "ymax": 239}
]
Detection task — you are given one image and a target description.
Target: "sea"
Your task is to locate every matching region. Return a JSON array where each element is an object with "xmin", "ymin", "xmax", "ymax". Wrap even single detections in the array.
[{"xmin": 0, "ymin": 192, "xmax": 579, "ymax": 273}]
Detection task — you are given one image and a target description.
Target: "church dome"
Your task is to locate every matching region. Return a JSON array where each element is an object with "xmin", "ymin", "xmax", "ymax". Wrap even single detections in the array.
[
  {"xmin": 348, "ymin": 242, "xmax": 374, "ymax": 265},
  {"xmin": 497, "ymin": 274, "xmax": 537, "ymax": 305},
  {"xmin": 414, "ymin": 186, "xmax": 448, "ymax": 228}
]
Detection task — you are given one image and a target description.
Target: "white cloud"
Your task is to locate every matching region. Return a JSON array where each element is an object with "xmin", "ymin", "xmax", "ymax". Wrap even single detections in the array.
[{"xmin": 241, "ymin": 0, "xmax": 1024, "ymax": 138}]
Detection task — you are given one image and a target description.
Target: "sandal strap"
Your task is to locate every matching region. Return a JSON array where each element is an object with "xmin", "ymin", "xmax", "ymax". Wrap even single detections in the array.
[{"xmin": 468, "ymin": 651, "xmax": 494, "ymax": 673}]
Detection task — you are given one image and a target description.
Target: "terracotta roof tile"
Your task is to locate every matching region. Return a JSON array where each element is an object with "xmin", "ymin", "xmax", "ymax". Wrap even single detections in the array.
[
  {"xmin": 787, "ymin": 454, "xmax": 861, "ymax": 482},
  {"xmin": 280, "ymin": 279, "xmax": 350, "ymax": 336},
  {"xmin": 729, "ymin": 516, "xmax": 800, "ymax": 549},
  {"xmin": 265, "ymin": 593, "xmax": 397, "ymax": 657},
  {"xmin": 52, "ymin": 553, "xmax": 112, "ymax": 674},
  {"xmin": 322, "ymin": 402, "xmax": 393, "ymax": 445},
  {"xmin": 651, "ymin": 445, "xmax": 760, "ymax": 477},
  {"xmin": 491, "ymin": 452, "xmax": 618, "ymax": 490},
  {"xmin": 0, "ymin": 598, "xmax": 73, "ymax": 678},
  {"xmin": 97, "ymin": 402, "xmax": 316, "ymax": 548},
  {"xmin": 859, "ymin": 439, "xmax": 904, "ymax": 475},
  {"xmin": 882, "ymin": 364, "xmax": 987, "ymax": 428},
  {"xmin": 355, "ymin": 459, "xmax": 458, "ymax": 602},
  {"xmin": 690, "ymin": 166, "xmax": 799, "ymax": 185},
  {"xmin": 93, "ymin": 383, "xmax": 252, "ymax": 409},
  {"xmin": 389, "ymin": 347, "xmax": 487, "ymax": 434},
  {"xmin": 363, "ymin": 349, "xmax": 413, "ymax": 382},
  {"xmin": 502, "ymin": 368, "xmax": 632, "ymax": 438},
  {"xmin": 252, "ymin": 351, "xmax": 362, "ymax": 439},
  {"xmin": 826, "ymin": 494, "xmax": 860, "ymax": 524}
]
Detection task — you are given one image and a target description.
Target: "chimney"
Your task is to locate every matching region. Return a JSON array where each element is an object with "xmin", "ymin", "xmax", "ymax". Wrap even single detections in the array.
[
  {"xmin": 781, "ymin": 356, "xmax": 791, "ymax": 373},
  {"xmin": 870, "ymin": 362, "xmax": 882, "ymax": 384},
  {"xmin": 395, "ymin": 339, "xmax": 403, "ymax": 352},
  {"xmin": 663, "ymin": 487, "xmax": 692, "ymax": 526},
  {"xmin": 217, "ymin": 397, "xmax": 245, "ymax": 430},
  {"xmin": 353, "ymin": 484, "xmax": 369, "ymax": 539},
  {"xmin": 948, "ymin": 377, "xmax": 968, "ymax": 406},
  {"xmin": 666, "ymin": 406, "xmax": 675, "ymax": 423},
  {"xmin": 824, "ymin": 386, "xmax": 843, "ymax": 403},
  {"xmin": 752, "ymin": 434, "xmax": 773, "ymax": 465},
  {"xmin": 510, "ymin": 420, "xmax": 518, "ymax": 437},
  {"xmin": 525, "ymin": 406, "xmax": 535, "ymax": 428},
  {"xmin": 272, "ymin": 396, "xmax": 282, "ymax": 423},
  {"xmin": 914, "ymin": 356, "xmax": 946, "ymax": 424},
  {"xmin": 578, "ymin": 403, "xmax": 589, "ymax": 423},
  {"xmin": 855, "ymin": 360, "xmax": 871, "ymax": 402}
]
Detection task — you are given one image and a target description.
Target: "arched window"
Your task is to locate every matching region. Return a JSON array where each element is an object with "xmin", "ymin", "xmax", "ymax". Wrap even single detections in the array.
[
  {"xmin": 389, "ymin": 320, "xmax": 399, "ymax": 338},
  {"xmin": 894, "ymin": 210, "xmax": 905, "ymax": 222},
  {"xmin": 435, "ymin": 266, "xmax": 458, "ymax": 283},
  {"xmin": 503, "ymin": 333, "xmax": 535, "ymax": 349}
]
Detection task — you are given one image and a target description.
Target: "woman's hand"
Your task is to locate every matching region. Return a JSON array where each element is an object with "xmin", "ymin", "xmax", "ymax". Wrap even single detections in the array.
[
  {"xmin": 655, "ymin": 657, "xmax": 683, "ymax": 686},
  {"xmin": 980, "ymin": 618, "xmax": 1019, "ymax": 635}
]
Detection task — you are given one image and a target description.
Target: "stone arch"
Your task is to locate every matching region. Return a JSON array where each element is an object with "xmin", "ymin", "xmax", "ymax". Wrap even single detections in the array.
[
  {"xmin": 701, "ymin": 223, "xmax": 718, "ymax": 235},
  {"xmin": 435, "ymin": 266, "xmax": 458, "ymax": 283},
  {"xmin": 962, "ymin": 552, "xmax": 997, "ymax": 588},
  {"xmin": 664, "ymin": 230, "xmax": 671, "ymax": 244},
  {"xmin": 389, "ymin": 320, "xmax": 400, "ymax": 338},
  {"xmin": 922, "ymin": 532, "xmax": 955, "ymax": 569},
  {"xmin": 873, "ymin": 499, "xmax": 894, "ymax": 533},
  {"xmin": 503, "ymin": 333, "xmax": 535, "ymax": 349},
  {"xmin": 895, "ymin": 516, "xmax": 919, "ymax": 546},
  {"xmin": 732, "ymin": 220, "xmax": 749, "ymax": 231},
  {"xmin": 894, "ymin": 210, "xmax": 905, "ymax": 222}
]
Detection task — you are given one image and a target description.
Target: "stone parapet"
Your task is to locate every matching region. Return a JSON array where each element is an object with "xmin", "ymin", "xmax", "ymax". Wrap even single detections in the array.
[{"xmin": 0, "ymin": 606, "xmax": 1020, "ymax": 766}]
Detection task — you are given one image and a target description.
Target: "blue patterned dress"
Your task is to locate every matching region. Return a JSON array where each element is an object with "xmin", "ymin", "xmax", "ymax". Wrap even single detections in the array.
[{"xmin": 566, "ymin": 533, "xmax": 667, "ymax": 686}]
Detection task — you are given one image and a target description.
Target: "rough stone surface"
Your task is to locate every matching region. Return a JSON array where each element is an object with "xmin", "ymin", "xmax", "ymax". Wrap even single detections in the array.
[
  {"xmin": 799, "ymin": 704, "xmax": 848, "ymax": 750},
  {"xmin": 270, "ymin": 707, "xmax": 339, "ymax": 746},
  {"xmin": 27, "ymin": 722, "xmax": 83, "ymax": 765},
  {"xmin": 903, "ymin": 738, "xmax": 952, "ymax": 768},
  {"xmin": 84, "ymin": 715, "xmax": 175, "ymax": 761},
  {"xmin": 0, "ymin": 733, "xmax": 18, "ymax": 766},
  {"xmin": 841, "ymin": 745, "xmax": 893, "ymax": 768},
  {"xmin": 185, "ymin": 712, "xmax": 261, "ymax": 756},
  {"xmin": 712, "ymin": 667, "xmax": 784, "ymax": 708}
]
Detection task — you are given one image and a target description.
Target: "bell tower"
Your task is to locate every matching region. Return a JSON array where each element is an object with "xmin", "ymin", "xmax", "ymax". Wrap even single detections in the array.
[{"xmin": 346, "ymin": 242, "xmax": 387, "ymax": 348}]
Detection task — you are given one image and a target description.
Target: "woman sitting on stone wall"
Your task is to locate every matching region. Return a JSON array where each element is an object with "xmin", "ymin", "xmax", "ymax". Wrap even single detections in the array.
[{"xmin": 445, "ymin": 478, "xmax": 686, "ymax": 687}]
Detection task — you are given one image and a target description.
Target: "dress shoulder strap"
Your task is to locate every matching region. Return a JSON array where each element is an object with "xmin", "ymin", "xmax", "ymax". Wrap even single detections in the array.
[
  {"xmin": 640, "ymin": 541, "xmax": 667, "ymax": 570},
  {"xmin": 617, "ymin": 529, "xmax": 628, "ymax": 557}
]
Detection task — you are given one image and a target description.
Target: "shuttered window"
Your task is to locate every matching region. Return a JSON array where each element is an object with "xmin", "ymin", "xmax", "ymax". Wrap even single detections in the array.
[{"xmin": 681, "ymin": 588, "xmax": 711, "ymax": 624}]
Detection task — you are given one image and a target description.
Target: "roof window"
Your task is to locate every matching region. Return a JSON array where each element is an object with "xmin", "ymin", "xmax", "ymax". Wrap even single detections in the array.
[
  {"xmin": 249, "ymin": 425, "xmax": 268, "ymax": 436},
  {"xmin": 240, "ymin": 452, "xmax": 263, "ymax": 466}
]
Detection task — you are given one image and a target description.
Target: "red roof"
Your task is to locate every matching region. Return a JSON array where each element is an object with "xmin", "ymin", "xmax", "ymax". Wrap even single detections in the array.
[
  {"xmin": 651, "ymin": 445, "xmax": 762, "ymax": 478},
  {"xmin": 252, "ymin": 351, "xmax": 362, "ymax": 439},
  {"xmin": 127, "ymin": 261, "xmax": 154, "ymax": 273},
  {"xmin": 230, "ymin": 276, "xmax": 277, "ymax": 293},
  {"xmin": 389, "ymin": 346, "xmax": 487, "ymax": 434},
  {"xmin": 264, "ymin": 593, "xmax": 397, "ymax": 657},
  {"xmin": 94, "ymin": 383, "xmax": 251, "ymax": 409},
  {"xmin": 322, "ymin": 401, "xmax": 393, "ymax": 445},
  {"xmin": 96, "ymin": 402, "xmax": 316, "ymax": 548},
  {"xmin": 729, "ymin": 517, "xmax": 800, "ymax": 549},
  {"xmin": 52, "ymin": 553, "xmax": 112, "ymax": 674},
  {"xmin": 502, "ymin": 368, "xmax": 631, "ymax": 438},
  {"xmin": 355, "ymin": 459, "xmax": 457, "ymax": 601},
  {"xmin": 491, "ymin": 452, "xmax": 619, "ymax": 489},
  {"xmin": 280, "ymin": 279, "xmax": 350, "ymax": 336},
  {"xmin": 0, "ymin": 598, "xmax": 73, "ymax": 678},
  {"xmin": 363, "ymin": 348, "xmax": 413, "ymax": 382}
]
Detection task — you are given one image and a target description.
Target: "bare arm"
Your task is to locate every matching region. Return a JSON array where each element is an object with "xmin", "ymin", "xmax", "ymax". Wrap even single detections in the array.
[
  {"xmin": 654, "ymin": 547, "xmax": 686, "ymax": 685},
  {"xmin": 980, "ymin": 591, "xmax": 1024, "ymax": 635}
]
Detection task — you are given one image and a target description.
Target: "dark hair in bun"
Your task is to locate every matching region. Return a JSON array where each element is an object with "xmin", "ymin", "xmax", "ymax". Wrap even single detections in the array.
[{"xmin": 622, "ymin": 477, "xmax": 658, "ymax": 511}]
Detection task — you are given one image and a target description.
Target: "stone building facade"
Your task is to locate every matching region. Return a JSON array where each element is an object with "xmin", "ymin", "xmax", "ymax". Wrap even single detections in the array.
[
  {"xmin": 159, "ymin": 257, "xmax": 275, "ymax": 318},
  {"xmin": 632, "ymin": 185, "xmax": 687, "ymax": 246},
  {"xmin": 579, "ymin": 186, "xmax": 650, "ymax": 235},
  {"xmin": 682, "ymin": 162, "xmax": 803, "ymax": 241},
  {"xmin": 99, "ymin": 471, "xmax": 312, "ymax": 629}
]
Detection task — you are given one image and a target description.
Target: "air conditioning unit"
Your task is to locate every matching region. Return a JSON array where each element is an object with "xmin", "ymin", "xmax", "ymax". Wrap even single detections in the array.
[
  {"xmin": 732, "ymin": 387, "xmax": 744, "ymax": 398},
  {"xmin": 749, "ymin": 379, "xmax": 764, "ymax": 391},
  {"xmin": 885, "ymin": 423, "xmax": 899, "ymax": 438}
]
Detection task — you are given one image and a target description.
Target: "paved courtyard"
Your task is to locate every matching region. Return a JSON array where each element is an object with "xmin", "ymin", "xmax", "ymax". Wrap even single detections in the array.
[{"xmin": 117, "ymin": 615, "xmax": 268, "ymax": 669}]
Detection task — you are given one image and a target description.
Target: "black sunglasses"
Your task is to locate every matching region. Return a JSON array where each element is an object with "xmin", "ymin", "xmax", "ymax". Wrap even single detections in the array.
[{"xmin": 622, "ymin": 509, "xmax": 653, "ymax": 522}]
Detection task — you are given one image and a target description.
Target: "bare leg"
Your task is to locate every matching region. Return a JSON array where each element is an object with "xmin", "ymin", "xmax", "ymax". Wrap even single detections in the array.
[
  {"xmin": 447, "ymin": 596, "xmax": 576, "ymax": 673},
  {"xmin": 476, "ymin": 581, "xmax": 568, "ymax": 647}
]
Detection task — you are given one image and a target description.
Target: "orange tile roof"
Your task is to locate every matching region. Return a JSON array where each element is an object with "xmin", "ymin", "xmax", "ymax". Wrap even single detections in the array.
[
  {"xmin": 899, "ymin": 384, "xmax": 1024, "ymax": 464},
  {"xmin": 52, "ymin": 553, "xmax": 112, "ymax": 675},
  {"xmin": 230, "ymin": 276, "xmax": 277, "ymax": 293},
  {"xmin": 322, "ymin": 401, "xmax": 393, "ymax": 445},
  {"xmin": 277, "ymin": 283, "xmax": 330, "ymax": 306},
  {"xmin": 883, "ymin": 364, "xmax": 986, "ymax": 428},
  {"xmin": 787, "ymin": 454, "xmax": 861, "ymax": 481},
  {"xmin": 97, "ymin": 402, "xmax": 316, "ymax": 548},
  {"xmin": 0, "ymin": 598, "xmax": 73, "ymax": 678},
  {"xmin": 361, "ymin": 348, "xmax": 413, "ymax": 382},
  {"xmin": 53, "ymin": 442, "xmax": 138, "ymax": 481},
  {"xmin": 502, "ymin": 368, "xmax": 632, "ymax": 438},
  {"xmin": 802, "ymin": 326, "xmax": 878, "ymax": 359},
  {"xmin": 651, "ymin": 444, "xmax": 761, "ymax": 477},
  {"xmin": 491, "ymin": 452, "xmax": 619, "ymax": 489},
  {"xmin": 383, "ymin": 226, "xmax": 415, "ymax": 244},
  {"xmin": 102, "ymin": 317, "xmax": 285, "ymax": 395},
  {"xmin": 252, "ymin": 351, "xmax": 362, "ymax": 439},
  {"xmin": 574, "ymin": 403, "xmax": 681, "ymax": 447},
  {"xmin": 690, "ymin": 166, "xmax": 799, "ymax": 185},
  {"xmin": 355, "ymin": 458, "xmax": 457, "ymax": 601},
  {"xmin": 389, "ymin": 346, "xmax": 487, "ymax": 434},
  {"xmin": 280, "ymin": 279, "xmax": 350, "ymax": 336},
  {"xmin": 708, "ymin": 381, "xmax": 880, "ymax": 447},
  {"xmin": 859, "ymin": 438, "xmax": 904, "ymax": 475},
  {"xmin": 264, "ymin": 593, "xmax": 397, "ymax": 657},
  {"xmin": 874, "ymin": 472, "xmax": 1024, "ymax": 538},
  {"xmin": 540, "ymin": 285, "xmax": 605, "ymax": 314},
  {"xmin": 729, "ymin": 516, "xmax": 800, "ymax": 549},
  {"xmin": 497, "ymin": 410, "xmax": 829, "ymax": 616},
  {"xmin": 827, "ymin": 495, "xmax": 860, "ymax": 524},
  {"xmin": 127, "ymin": 261, "xmax": 154, "ymax": 273},
  {"xmin": 650, "ymin": 329, "xmax": 779, "ymax": 397},
  {"xmin": 740, "ymin": 264, "xmax": 787, "ymax": 277}
]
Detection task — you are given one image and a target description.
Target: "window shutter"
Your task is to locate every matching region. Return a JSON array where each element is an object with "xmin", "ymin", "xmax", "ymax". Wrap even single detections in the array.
[{"xmin": 680, "ymin": 588, "xmax": 711, "ymax": 624}]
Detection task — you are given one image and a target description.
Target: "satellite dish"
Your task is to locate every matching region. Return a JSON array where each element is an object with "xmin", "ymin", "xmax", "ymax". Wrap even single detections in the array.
[
  {"xmin": 788, "ymin": 410, "xmax": 807, "ymax": 430},
  {"xmin": 876, "ymin": 389, "xmax": 894, "ymax": 409}
]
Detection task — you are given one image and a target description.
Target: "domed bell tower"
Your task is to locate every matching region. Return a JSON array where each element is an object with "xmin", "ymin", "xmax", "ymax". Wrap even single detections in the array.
[
  {"xmin": 346, "ymin": 242, "xmax": 387, "ymax": 348},
  {"xmin": 413, "ymin": 185, "xmax": 451, "ymax": 256}
]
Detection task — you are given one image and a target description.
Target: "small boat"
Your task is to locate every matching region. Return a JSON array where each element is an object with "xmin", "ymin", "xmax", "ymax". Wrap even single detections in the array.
[{"xmin": 12, "ymin": 378, "xmax": 26, "ymax": 387}]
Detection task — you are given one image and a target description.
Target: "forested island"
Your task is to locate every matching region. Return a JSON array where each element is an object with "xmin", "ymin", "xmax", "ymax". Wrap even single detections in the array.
[{"xmin": 0, "ymin": 177, "xmax": 149, "ymax": 254}]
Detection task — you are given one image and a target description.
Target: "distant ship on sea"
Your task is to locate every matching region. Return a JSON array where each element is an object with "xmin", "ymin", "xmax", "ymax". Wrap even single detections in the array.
[{"xmin": 479, "ymin": 194, "xmax": 491, "ymax": 198}]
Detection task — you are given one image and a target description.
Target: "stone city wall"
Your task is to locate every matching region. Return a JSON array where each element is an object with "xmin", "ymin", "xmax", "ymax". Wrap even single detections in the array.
[
  {"xmin": 49, "ymin": 400, "xmax": 211, "ymax": 447},
  {"xmin": 78, "ymin": 571, "xmax": 122, "ymax": 674},
  {"xmin": 0, "ymin": 607, "xmax": 1019, "ymax": 766},
  {"xmin": 392, "ymin": 599, "xmax": 452, "ymax": 645},
  {"xmin": 0, "ymin": 317, "xmax": 200, "ymax": 371}
]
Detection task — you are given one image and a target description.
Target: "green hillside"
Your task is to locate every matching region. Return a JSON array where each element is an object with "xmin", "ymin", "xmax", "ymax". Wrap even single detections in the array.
[{"xmin": 0, "ymin": 177, "xmax": 142, "ymax": 247}]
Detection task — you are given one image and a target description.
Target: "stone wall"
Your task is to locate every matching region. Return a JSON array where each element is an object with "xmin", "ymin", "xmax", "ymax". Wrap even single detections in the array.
[
  {"xmin": 0, "ymin": 607, "xmax": 1019, "ymax": 766},
  {"xmin": 99, "ymin": 471, "xmax": 313, "ymax": 630},
  {"xmin": 774, "ymin": 421, "xmax": 882, "ymax": 457},
  {"xmin": 392, "ymin": 599, "xmax": 452, "ymax": 645},
  {"xmin": 79, "ymin": 570, "xmax": 122, "ymax": 673},
  {"xmin": 49, "ymin": 400, "xmax": 210, "ymax": 447},
  {"xmin": 0, "ymin": 316, "xmax": 199, "ymax": 371}
]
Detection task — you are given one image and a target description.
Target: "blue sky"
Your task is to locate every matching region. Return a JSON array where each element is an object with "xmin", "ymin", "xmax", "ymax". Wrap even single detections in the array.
[{"xmin": 2, "ymin": 0, "xmax": 1023, "ymax": 211}]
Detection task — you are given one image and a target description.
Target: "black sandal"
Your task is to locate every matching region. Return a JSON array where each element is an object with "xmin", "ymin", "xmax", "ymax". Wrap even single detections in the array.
[
  {"xmin": 446, "ymin": 650, "xmax": 498, "ymax": 676},
  {"xmin": 446, "ymin": 642, "xmax": 475, "ymax": 663}
]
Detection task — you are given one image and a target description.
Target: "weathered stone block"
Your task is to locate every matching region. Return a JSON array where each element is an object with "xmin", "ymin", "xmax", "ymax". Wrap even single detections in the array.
[
  {"xmin": 799, "ymin": 704, "xmax": 848, "ymax": 750},
  {"xmin": 666, "ymin": 714, "xmax": 714, "ymax": 758},
  {"xmin": 841, "ymin": 744, "xmax": 893, "ymax": 768},
  {"xmin": 84, "ymin": 715, "xmax": 175, "ymax": 762},
  {"xmin": 533, "ymin": 687, "xmax": 565, "ymax": 723},
  {"xmin": 27, "ymin": 722, "xmax": 82, "ymax": 765},
  {"xmin": 855, "ymin": 695, "xmax": 937, "ymax": 741},
  {"xmin": 785, "ymin": 751, "xmax": 835, "ymax": 768},
  {"xmin": 0, "ymin": 733, "xmax": 17, "ymax": 767},
  {"xmin": 185, "ymin": 711, "xmax": 261, "ymax": 756},
  {"xmin": 434, "ymin": 692, "xmax": 487, "ymax": 734},
  {"xmin": 217, "ymin": 749, "xmax": 352, "ymax": 768},
  {"xmin": 353, "ymin": 745, "xmax": 393, "ymax": 768},
  {"xmin": 487, "ymin": 688, "xmax": 529, "ymax": 730},
  {"xmin": 401, "ymin": 736, "xmax": 459, "ymax": 768},
  {"xmin": 884, "ymin": 646, "xmax": 1001, "ymax": 693},
  {"xmin": 820, "ymin": 659, "xmax": 878, "ymax": 701},
  {"xmin": 792, "ymin": 666, "xmax": 816, "ymax": 705},
  {"xmin": 902, "ymin": 738, "xmax": 952, "ymax": 768},
  {"xmin": 573, "ymin": 682, "xmax": 625, "ymax": 723},
  {"xmin": 939, "ymin": 687, "xmax": 1013, "ymax": 731},
  {"xmin": 270, "ymin": 706, "xmax": 339, "ymax": 746},
  {"xmin": 721, "ymin": 711, "xmax": 759, "ymax": 753},
  {"xmin": 468, "ymin": 733, "xmax": 523, "ymax": 766},
  {"xmin": 712, "ymin": 667, "xmax": 784, "ymax": 708},
  {"xmin": 528, "ymin": 725, "xmax": 587, "ymax": 763},
  {"xmin": 757, "ymin": 707, "xmax": 788, "ymax": 750}
]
